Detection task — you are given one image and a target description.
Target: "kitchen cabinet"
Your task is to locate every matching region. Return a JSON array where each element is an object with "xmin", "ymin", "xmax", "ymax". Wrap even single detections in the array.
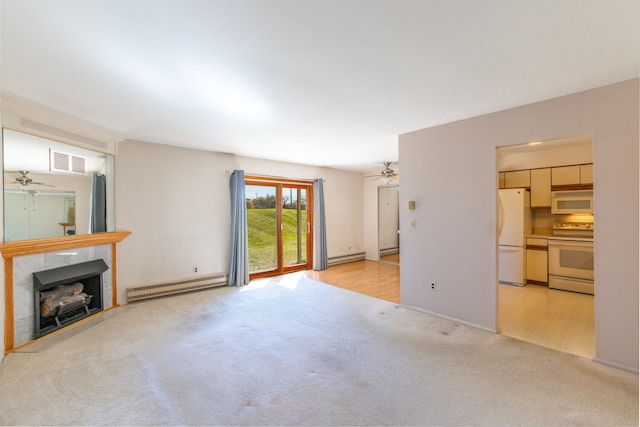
[
  {"xmin": 504, "ymin": 170, "xmax": 530, "ymax": 188},
  {"xmin": 526, "ymin": 237, "xmax": 548, "ymax": 284},
  {"xmin": 551, "ymin": 164, "xmax": 593, "ymax": 187},
  {"xmin": 500, "ymin": 163, "xmax": 592, "ymax": 192},
  {"xmin": 530, "ymin": 168, "xmax": 551, "ymax": 207},
  {"xmin": 551, "ymin": 165, "xmax": 580, "ymax": 186},
  {"xmin": 580, "ymin": 164, "xmax": 593, "ymax": 184}
]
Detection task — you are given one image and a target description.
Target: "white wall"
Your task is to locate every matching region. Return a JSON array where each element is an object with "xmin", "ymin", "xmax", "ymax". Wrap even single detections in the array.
[
  {"xmin": 399, "ymin": 79, "xmax": 639, "ymax": 372},
  {"xmin": 115, "ymin": 140, "xmax": 364, "ymax": 303}
]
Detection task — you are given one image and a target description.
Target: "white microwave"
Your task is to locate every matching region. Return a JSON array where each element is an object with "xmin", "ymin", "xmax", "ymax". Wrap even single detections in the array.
[{"xmin": 551, "ymin": 190, "xmax": 593, "ymax": 214}]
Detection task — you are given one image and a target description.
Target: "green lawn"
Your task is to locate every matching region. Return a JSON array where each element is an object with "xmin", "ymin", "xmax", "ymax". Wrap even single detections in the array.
[{"xmin": 247, "ymin": 208, "xmax": 307, "ymax": 272}]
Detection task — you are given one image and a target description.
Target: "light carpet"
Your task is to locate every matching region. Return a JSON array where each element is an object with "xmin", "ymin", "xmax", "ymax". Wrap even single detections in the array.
[{"xmin": 0, "ymin": 271, "xmax": 637, "ymax": 426}]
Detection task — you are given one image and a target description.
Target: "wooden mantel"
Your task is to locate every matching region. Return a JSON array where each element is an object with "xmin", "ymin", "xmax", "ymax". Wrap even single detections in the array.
[
  {"xmin": 0, "ymin": 231, "xmax": 131, "ymax": 258},
  {"xmin": 2, "ymin": 231, "xmax": 131, "ymax": 353}
]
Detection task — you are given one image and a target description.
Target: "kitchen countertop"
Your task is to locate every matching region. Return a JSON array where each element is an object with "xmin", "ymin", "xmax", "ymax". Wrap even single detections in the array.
[{"xmin": 527, "ymin": 232, "xmax": 552, "ymax": 238}]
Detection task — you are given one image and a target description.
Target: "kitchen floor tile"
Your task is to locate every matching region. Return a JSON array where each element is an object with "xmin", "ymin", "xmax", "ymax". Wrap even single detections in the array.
[{"xmin": 499, "ymin": 283, "xmax": 594, "ymax": 358}]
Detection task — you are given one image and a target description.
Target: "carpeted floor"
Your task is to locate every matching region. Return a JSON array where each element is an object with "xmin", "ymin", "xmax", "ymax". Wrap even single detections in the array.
[{"xmin": 0, "ymin": 271, "xmax": 637, "ymax": 426}]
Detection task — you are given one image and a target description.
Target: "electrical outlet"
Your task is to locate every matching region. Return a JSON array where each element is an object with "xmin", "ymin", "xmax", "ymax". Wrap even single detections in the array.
[
  {"xmin": 430, "ymin": 282, "xmax": 436, "ymax": 291},
  {"xmin": 193, "ymin": 267, "xmax": 198, "ymax": 274}
]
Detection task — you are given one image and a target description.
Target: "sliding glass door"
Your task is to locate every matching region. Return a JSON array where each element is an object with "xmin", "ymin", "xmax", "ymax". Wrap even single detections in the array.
[
  {"xmin": 246, "ymin": 184, "xmax": 278, "ymax": 274},
  {"xmin": 282, "ymin": 187, "xmax": 308, "ymax": 269},
  {"xmin": 246, "ymin": 177, "xmax": 313, "ymax": 278}
]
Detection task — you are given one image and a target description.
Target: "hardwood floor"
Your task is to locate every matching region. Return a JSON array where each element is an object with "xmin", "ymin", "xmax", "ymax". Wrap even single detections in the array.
[
  {"xmin": 305, "ymin": 260, "xmax": 595, "ymax": 359},
  {"xmin": 306, "ymin": 260, "xmax": 400, "ymax": 303},
  {"xmin": 379, "ymin": 253, "xmax": 399, "ymax": 263}
]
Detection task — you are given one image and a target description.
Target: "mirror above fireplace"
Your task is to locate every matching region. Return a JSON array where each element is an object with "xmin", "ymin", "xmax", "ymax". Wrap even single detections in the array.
[{"xmin": 3, "ymin": 128, "xmax": 115, "ymax": 241}]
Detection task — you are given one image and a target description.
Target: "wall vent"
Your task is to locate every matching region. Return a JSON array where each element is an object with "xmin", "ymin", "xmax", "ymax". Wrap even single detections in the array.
[
  {"xmin": 50, "ymin": 149, "xmax": 87, "ymax": 174},
  {"xmin": 126, "ymin": 273, "xmax": 229, "ymax": 302}
]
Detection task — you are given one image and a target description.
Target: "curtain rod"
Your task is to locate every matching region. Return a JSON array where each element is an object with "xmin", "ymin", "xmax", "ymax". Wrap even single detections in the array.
[{"xmin": 224, "ymin": 170, "xmax": 324, "ymax": 182}]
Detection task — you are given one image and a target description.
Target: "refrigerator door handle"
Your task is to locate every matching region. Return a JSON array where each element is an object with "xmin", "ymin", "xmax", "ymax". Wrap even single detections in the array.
[{"xmin": 498, "ymin": 194, "xmax": 505, "ymax": 239}]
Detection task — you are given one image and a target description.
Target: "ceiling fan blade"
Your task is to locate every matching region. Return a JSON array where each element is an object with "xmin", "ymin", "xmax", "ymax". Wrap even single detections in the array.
[{"xmin": 4, "ymin": 180, "xmax": 56, "ymax": 187}]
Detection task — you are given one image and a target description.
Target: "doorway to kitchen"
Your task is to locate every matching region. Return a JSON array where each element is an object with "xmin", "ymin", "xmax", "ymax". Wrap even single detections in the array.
[
  {"xmin": 246, "ymin": 176, "xmax": 313, "ymax": 279},
  {"xmin": 496, "ymin": 134, "xmax": 595, "ymax": 358}
]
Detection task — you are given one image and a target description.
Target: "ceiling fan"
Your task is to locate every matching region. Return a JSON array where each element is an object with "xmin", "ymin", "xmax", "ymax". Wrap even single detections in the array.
[
  {"xmin": 6, "ymin": 171, "xmax": 55, "ymax": 187},
  {"xmin": 366, "ymin": 162, "xmax": 398, "ymax": 182}
]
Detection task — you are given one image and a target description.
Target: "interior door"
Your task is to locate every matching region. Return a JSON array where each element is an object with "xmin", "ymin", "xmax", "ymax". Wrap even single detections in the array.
[{"xmin": 378, "ymin": 185, "xmax": 399, "ymax": 263}]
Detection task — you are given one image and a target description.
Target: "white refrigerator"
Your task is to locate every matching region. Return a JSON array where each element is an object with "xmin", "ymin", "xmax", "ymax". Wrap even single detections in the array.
[{"xmin": 498, "ymin": 188, "xmax": 532, "ymax": 286}]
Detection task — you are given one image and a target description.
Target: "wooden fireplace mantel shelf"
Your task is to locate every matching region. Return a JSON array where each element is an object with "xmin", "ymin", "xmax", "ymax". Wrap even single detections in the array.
[
  {"xmin": 3, "ymin": 231, "xmax": 131, "ymax": 354},
  {"xmin": 0, "ymin": 231, "xmax": 131, "ymax": 259}
]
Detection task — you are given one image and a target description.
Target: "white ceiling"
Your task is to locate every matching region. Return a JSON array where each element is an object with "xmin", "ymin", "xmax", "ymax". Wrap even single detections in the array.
[{"xmin": 1, "ymin": 0, "xmax": 638, "ymax": 172}]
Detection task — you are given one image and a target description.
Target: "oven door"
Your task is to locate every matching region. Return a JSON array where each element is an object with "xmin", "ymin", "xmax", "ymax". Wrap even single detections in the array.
[{"xmin": 548, "ymin": 240, "xmax": 594, "ymax": 281}]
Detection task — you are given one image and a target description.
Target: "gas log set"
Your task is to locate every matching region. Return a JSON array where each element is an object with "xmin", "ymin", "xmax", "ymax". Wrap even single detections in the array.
[
  {"xmin": 39, "ymin": 282, "xmax": 92, "ymax": 320},
  {"xmin": 33, "ymin": 259, "xmax": 108, "ymax": 338}
]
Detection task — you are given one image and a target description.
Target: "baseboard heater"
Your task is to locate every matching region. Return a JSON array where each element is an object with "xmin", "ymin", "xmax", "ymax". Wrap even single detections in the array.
[
  {"xmin": 380, "ymin": 247, "xmax": 399, "ymax": 256},
  {"xmin": 126, "ymin": 273, "xmax": 229, "ymax": 302},
  {"xmin": 328, "ymin": 252, "xmax": 366, "ymax": 266}
]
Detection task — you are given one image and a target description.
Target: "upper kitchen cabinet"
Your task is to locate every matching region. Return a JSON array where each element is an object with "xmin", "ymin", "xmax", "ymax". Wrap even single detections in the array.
[
  {"xmin": 551, "ymin": 164, "xmax": 593, "ymax": 189},
  {"xmin": 530, "ymin": 168, "xmax": 551, "ymax": 207},
  {"xmin": 580, "ymin": 164, "xmax": 593, "ymax": 184},
  {"xmin": 551, "ymin": 165, "xmax": 580, "ymax": 186},
  {"xmin": 504, "ymin": 170, "xmax": 530, "ymax": 188}
]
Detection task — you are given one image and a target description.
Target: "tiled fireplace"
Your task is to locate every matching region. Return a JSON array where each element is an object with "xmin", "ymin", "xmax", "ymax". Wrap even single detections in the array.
[{"xmin": 2, "ymin": 232, "xmax": 130, "ymax": 352}]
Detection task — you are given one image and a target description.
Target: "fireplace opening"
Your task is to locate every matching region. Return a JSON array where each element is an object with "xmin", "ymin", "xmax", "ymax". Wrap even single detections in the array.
[{"xmin": 33, "ymin": 259, "xmax": 109, "ymax": 338}]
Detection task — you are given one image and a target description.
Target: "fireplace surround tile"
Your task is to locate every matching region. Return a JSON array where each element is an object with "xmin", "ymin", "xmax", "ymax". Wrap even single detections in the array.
[
  {"xmin": 14, "ymin": 316, "xmax": 32, "ymax": 348},
  {"xmin": 14, "ymin": 282, "xmax": 32, "ymax": 319}
]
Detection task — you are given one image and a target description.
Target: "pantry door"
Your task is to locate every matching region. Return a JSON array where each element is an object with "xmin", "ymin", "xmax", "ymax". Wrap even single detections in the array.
[{"xmin": 245, "ymin": 177, "xmax": 313, "ymax": 278}]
